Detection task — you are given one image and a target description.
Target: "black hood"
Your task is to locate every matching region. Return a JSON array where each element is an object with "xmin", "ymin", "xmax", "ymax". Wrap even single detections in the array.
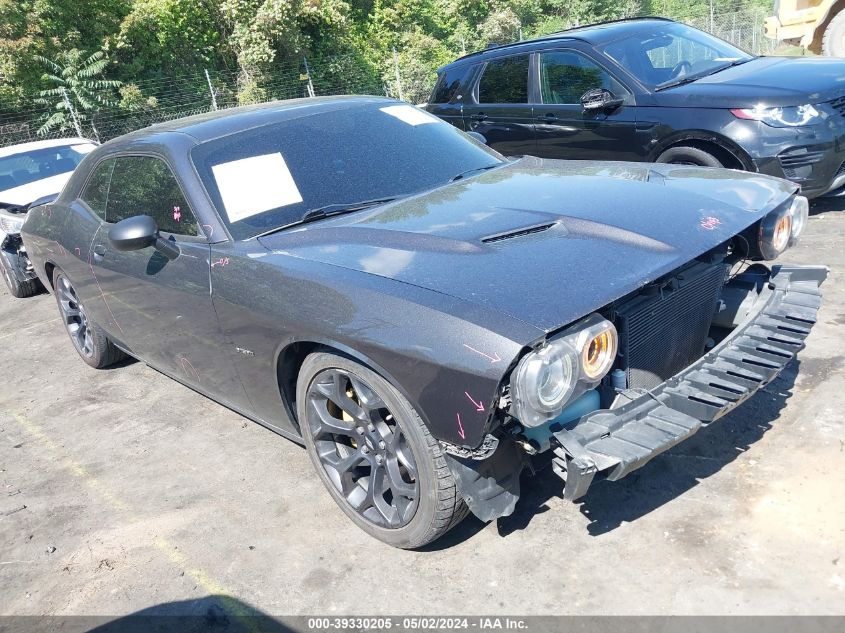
[
  {"xmin": 259, "ymin": 157, "xmax": 796, "ymax": 333},
  {"xmin": 653, "ymin": 56, "xmax": 845, "ymax": 108}
]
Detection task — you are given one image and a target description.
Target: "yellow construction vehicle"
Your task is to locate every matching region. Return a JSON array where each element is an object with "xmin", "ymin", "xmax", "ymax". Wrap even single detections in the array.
[{"xmin": 765, "ymin": 0, "xmax": 845, "ymax": 56}]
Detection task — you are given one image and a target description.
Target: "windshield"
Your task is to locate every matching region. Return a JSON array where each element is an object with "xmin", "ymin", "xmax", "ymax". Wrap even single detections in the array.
[
  {"xmin": 601, "ymin": 22, "xmax": 753, "ymax": 89},
  {"xmin": 0, "ymin": 143, "xmax": 94, "ymax": 194},
  {"xmin": 191, "ymin": 102, "xmax": 504, "ymax": 240}
]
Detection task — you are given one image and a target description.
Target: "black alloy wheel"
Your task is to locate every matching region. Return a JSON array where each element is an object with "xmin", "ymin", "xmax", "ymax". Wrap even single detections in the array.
[
  {"xmin": 297, "ymin": 352, "xmax": 468, "ymax": 548},
  {"xmin": 305, "ymin": 367, "xmax": 420, "ymax": 528},
  {"xmin": 56, "ymin": 273, "xmax": 94, "ymax": 358},
  {"xmin": 52, "ymin": 269, "xmax": 125, "ymax": 369}
]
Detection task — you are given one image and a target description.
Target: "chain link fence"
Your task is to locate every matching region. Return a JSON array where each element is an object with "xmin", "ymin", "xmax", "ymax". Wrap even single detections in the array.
[
  {"xmin": 0, "ymin": 54, "xmax": 385, "ymax": 146},
  {"xmin": 683, "ymin": 6, "xmax": 780, "ymax": 56},
  {"xmin": 0, "ymin": 5, "xmax": 787, "ymax": 148}
]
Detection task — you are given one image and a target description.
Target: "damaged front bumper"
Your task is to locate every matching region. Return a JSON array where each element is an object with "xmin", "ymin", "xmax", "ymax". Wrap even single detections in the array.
[
  {"xmin": 553, "ymin": 264, "xmax": 827, "ymax": 501},
  {"xmin": 445, "ymin": 264, "xmax": 827, "ymax": 521},
  {"xmin": 0, "ymin": 234, "xmax": 38, "ymax": 284}
]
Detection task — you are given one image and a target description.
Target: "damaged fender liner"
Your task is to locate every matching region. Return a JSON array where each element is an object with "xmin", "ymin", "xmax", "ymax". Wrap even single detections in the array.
[
  {"xmin": 445, "ymin": 264, "xmax": 827, "ymax": 521},
  {"xmin": 444, "ymin": 438, "xmax": 529, "ymax": 522}
]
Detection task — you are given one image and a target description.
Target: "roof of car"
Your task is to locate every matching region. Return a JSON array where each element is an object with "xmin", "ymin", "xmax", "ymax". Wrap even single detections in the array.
[
  {"xmin": 108, "ymin": 95, "xmax": 395, "ymax": 146},
  {"xmin": 0, "ymin": 137, "xmax": 95, "ymax": 159},
  {"xmin": 441, "ymin": 17, "xmax": 675, "ymax": 69}
]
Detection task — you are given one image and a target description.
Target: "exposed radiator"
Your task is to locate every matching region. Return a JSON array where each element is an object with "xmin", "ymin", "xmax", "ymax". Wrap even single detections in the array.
[{"xmin": 615, "ymin": 262, "xmax": 728, "ymax": 390}]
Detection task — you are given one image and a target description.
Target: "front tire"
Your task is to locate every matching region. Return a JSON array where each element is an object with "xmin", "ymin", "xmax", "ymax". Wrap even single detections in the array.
[
  {"xmin": 297, "ymin": 352, "xmax": 468, "ymax": 548},
  {"xmin": 0, "ymin": 256, "xmax": 41, "ymax": 298},
  {"xmin": 53, "ymin": 270, "xmax": 125, "ymax": 368},
  {"xmin": 822, "ymin": 11, "xmax": 845, "ymax": 58},
  {"xmin": 657, "ymin": 145, "xmax": 724, "ymax": 168}
]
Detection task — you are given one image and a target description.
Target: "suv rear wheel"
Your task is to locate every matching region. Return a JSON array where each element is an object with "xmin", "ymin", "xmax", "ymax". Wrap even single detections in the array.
[
  {"xmin": 297, "ymin": 351, "xmax": 468, "ymax": 548},
  {"xmin": 657, "ymin": 145, "xmax": 724, "ymax": 168}
]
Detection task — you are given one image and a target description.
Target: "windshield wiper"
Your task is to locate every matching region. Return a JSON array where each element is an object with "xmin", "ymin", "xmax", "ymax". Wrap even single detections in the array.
[
  {"xmin": 253, "ymin": 196, "xmax": 402, "ymax": 239},
  {"xmin": 449, "ymin": 164, "xmax": 500, "ymax": 182},
  {"xmin": 655, "ymin": 58, "xmax": 754, "ymax": 92}
]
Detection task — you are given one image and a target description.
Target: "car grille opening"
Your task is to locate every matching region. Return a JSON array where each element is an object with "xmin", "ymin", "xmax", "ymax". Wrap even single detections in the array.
[{"xmin": 615, "ymin": 262, "xmax": 728, "ymax": 391}]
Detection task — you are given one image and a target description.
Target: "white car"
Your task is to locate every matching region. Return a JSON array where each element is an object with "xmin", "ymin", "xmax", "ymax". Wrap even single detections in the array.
[{"xmin": 0, "ymin": 138, "xmax": 96, "ymax": 297}]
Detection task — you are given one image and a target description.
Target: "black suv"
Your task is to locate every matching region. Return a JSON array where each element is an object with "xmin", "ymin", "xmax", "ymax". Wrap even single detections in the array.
[{"xmin": 426, "ymin": 17, "xmax": 845, "ymax": 198}]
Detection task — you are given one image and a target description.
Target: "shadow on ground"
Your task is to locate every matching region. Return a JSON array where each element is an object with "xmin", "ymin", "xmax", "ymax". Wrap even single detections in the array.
[{"xmin": 85, "ymin": 595, "xmax": 296, "ymax": 632}]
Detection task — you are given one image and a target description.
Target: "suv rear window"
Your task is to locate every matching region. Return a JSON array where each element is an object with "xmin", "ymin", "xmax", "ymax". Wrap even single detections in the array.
[
  {"xmin": 477, "ymin": 55, "xmax": 529, "ymax": 104},
  {"xmin": 431, "ymin": 66, "xmax": 472, "ymax": 104}
]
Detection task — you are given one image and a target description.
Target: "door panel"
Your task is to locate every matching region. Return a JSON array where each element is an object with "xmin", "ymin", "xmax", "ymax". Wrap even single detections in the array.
[
  {"xmin": 462, "ymin": 55, "xmax": 535, "ymax": 155},
  {"xmin": 465, "ymin": 104, "xmax": 535, "ymax": 155},
  {"xmin": 533, "ymin": 49, "xmax": 642, "ymax": 161},
  {"xmin": 84, "ymin": 154, "xmax": 249, "ymax": 409}
]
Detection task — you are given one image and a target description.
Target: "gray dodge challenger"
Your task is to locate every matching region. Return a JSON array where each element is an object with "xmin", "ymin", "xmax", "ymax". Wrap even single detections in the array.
[{"xmin": 21, "ymin": 96, "xmax": 826, "ymax": 548}]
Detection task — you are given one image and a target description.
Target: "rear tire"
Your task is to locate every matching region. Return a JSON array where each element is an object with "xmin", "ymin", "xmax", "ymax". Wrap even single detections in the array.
[
  {"xmin": 297, "ymin": 351, "xmax": 468, "ymax": 548},
  {"xmin": 657, "ymin": 145, "xmax": 724, "ymax": 168},
  {"xmin": 53, "ymin": 269, "xmax": 125, "ymax": 369},
  {"xmin": 823, "ymin": 11, "xmax": 845, "ymax": 57}
]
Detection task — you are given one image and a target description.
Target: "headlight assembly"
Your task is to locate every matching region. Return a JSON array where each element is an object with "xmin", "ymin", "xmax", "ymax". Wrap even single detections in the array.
[
  {"xmin": 757, "ymin": 205, "xmax": 793, "ymax": 260},
  {"xmin": 512, "ymin": 313, "xmax": 617, "ymax": 427},
  {"xmin": 787, "ymin": 195, "xmax": 808, "ymax": 240},
  {"xmin": 731, "ymin": 104, "xmax": 821, "ymax": 127},
  {"xmin": 0, "ymin": 212, "xmax": 25, "ymax": 235}
]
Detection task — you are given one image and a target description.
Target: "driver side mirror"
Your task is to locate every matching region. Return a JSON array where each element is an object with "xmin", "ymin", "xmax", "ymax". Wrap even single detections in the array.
[
  {"xmin": 108, "ymin": 215, "xmax": 179, "ymax": 260},
  {"xmin": 580, "ymin": 88, "xmax": 624, "ymax": 113}
]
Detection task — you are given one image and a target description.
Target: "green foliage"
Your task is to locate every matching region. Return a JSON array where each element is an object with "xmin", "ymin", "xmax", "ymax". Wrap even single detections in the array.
[
  {"xmin": 0, "ymin": 0, "xmax": 129, "ymax": 108},
  {"xmin": 33, "ymin": 49, "xmax": 122, "ymax": 138},
  {"xmin": 0, "ymin": 0, "xmax": 779, "ymax": 127},
  {"xmin": 110, "ymin": 0, "xmax": 226, "ymax": 80},
  {"xmin": 118, "ymin": 83, "xmax": 157, "ymax": 110}
]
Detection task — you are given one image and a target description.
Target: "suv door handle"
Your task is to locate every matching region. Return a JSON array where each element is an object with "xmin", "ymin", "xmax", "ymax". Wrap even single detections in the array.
[
  {"xmin": 92, "ymin": 244, "xmax": 106, "ymax": 262},
  {"xmin": 470, "ymin": 113, "xmax": 488, "ymax": 121},
  {"xmin": 536, "ymin": 114, "xmax": 559, "ymax": 123}
]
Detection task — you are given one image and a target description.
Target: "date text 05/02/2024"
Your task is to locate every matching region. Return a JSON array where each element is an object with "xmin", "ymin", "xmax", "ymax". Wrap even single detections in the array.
[{"xmin": 306, "ymin": 617, "xmax": 529, "ymax": 631}]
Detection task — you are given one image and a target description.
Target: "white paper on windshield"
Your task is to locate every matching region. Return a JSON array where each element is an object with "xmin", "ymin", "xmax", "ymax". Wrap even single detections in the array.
[
  {"xmin": 380, "ymin": 105, "xmax": 437, "ymax": 126},
  {"xmin": 211, "ymin": 152, "xmax": 303, "ymax": 222},
  {"xmin": 70, "ymin": 144, "xmax": 96, "ymax": 154}
]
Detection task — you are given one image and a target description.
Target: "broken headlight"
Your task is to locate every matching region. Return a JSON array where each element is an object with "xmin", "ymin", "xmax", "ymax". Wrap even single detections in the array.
[
  {"xmin": 0, "ymin": 212, "xmax": 25, "ymax": 235},
  {"xmin": 512, "ymin": 313, "xmax": 617, "ymax": 427}
]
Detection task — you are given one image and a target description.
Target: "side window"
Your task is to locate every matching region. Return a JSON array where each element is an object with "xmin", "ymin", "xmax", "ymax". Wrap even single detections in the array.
[
  {"xmin": 79, "ymin": 159, "xmax": 115, "ymax": 220},
  {"xmin": 539, "ymin": 51, "xmax": 627, "ymax": 104},
  {"xmin": 106, "ymin": 156, "xmax": 198, "ymax": 236},
  {"xmin": 431, "ymin": 65, "xmax": 472, "ymax": 104},
  {"xmin": 477, "ymin": 55, "xmax": 529, "ymax": 104}
]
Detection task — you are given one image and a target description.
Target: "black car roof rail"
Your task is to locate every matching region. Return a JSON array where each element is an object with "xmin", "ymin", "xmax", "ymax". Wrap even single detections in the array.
[{"xmin": 442, "ymin": 16, "xmax": 676, "ymax": 68}]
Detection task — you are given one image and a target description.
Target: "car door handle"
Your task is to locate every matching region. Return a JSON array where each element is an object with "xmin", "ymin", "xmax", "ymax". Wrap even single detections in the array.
[
  {"xmin": 92, "ymin": 245, "xmax": 106, "ymax": 262},
  {"xmin": 470, "ymin": 113, "xmax": 488, "ymax": 121},
  {"xmin": 536, "ymin": 114, "xmax": 559, "ymax": 123}
]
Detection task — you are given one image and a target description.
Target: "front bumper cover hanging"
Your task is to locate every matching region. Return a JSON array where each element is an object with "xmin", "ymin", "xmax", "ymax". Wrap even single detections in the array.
[{"xmin": 552, "ymin": 264, "xmax": 828, "ymax": 501}]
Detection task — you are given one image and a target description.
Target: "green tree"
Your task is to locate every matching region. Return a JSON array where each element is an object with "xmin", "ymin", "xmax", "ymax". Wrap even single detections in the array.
[
  {"xmin": 0, "ymin": 0, "xmax": 129, "ymax": 109},
  {"xmin": 33, "ymin": 49, "xmax": 121, "ymax": 139}
]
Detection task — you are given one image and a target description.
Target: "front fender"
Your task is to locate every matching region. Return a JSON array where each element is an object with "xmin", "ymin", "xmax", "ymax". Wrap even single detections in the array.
[{"xmin": 210, "ymin": 247, "xmax": 544, "ymax": 448}]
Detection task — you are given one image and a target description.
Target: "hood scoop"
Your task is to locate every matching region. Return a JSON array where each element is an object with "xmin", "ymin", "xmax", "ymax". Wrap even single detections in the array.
[{"xmin": 481, "ymin": 222, "xmax": 556, "ymax": 244}]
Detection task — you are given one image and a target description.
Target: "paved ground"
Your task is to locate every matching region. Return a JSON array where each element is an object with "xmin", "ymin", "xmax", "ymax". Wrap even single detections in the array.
[{"xmin": 1, "ymin": 199, "xmax": 843, "ymax": 619}]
